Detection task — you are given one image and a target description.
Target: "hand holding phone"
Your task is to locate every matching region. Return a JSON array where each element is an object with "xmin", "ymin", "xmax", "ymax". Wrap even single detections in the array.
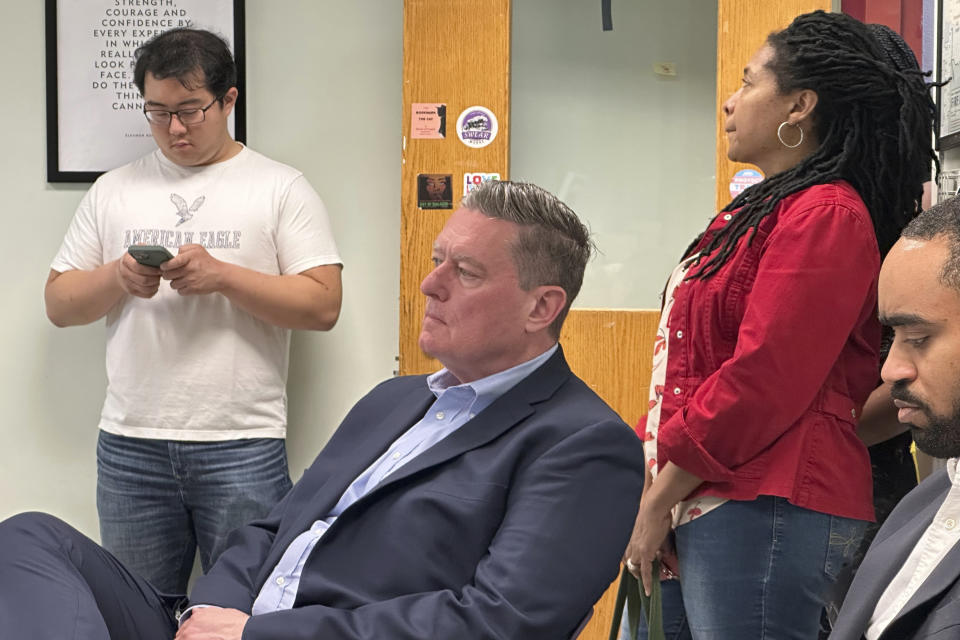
[{"xmin": 128, "ymin": 245, "xmax": 174, "ymax": 268}]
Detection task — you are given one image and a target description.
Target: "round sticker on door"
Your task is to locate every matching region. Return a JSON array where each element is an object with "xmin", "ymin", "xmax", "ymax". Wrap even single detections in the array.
[
  {"xmin": 729, "ymin": 168, "xmax": 764, "ymax": 198},
  {"xmin": 456, "ymin": 106, "xmax": 498, "ymax": 148}
]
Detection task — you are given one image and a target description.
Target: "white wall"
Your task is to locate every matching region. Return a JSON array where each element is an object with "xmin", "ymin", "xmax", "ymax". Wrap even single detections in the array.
[
  {"xmin": 1, "ymin": 1, "xmax": 716, "ymax": 541},
  {"xmin": 511, "ymin": 0, "xmax": 717, "ymax": 308},
  {"xmin": 0, "ymin": 1, "xmax": 402, "ymax": 538}
]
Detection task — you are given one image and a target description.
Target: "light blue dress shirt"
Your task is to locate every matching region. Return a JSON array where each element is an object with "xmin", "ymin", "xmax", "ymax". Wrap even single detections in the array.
[{"xmin": 249, "ymin": 344, "xmax": 558, "ymax": 615}]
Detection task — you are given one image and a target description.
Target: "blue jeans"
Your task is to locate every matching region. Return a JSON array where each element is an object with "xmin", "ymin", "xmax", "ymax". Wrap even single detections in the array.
[
  {"xmin": 96, "ymin": 431, "xmax": 293, "ymax": 595},
  {"xmin": 621, "ymin": 496, "xmax": 866, "ymax": 640}
]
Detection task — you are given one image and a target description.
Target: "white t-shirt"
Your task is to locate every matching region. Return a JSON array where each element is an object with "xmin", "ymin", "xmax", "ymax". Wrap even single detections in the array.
[{"xmin": 51, "ymin": 146, "xmax": 342, "ymax": 441}]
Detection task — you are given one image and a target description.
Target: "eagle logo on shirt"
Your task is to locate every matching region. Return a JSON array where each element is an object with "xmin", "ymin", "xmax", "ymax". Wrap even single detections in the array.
[{"xmin": 170, "ymin": 193, "xmax": 205, "ymax": 226}]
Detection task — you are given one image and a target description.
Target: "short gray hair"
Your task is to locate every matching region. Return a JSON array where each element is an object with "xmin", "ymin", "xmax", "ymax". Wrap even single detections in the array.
[
  {"xmin": 901, "ymin": 196, "xmax": 960, "ymax": 290},
  {"xmin": 461, "ymin": 180, "xmax": 592, "ymax": 337}
]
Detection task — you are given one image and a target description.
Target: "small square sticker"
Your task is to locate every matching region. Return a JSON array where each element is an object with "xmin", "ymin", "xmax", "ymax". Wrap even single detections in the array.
[
  {"xmin": 418, "ymin": 174, "xmax": 453, "ymax": 209},
  {"xmin": 411, "ymin": 103, "xmax": 447, "ymax": 139}
]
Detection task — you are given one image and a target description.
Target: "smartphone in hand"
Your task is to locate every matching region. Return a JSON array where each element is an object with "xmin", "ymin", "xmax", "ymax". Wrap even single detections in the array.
[{"xmin": 128, "ymin": 245, "xmax": 174, "ymax": 268}]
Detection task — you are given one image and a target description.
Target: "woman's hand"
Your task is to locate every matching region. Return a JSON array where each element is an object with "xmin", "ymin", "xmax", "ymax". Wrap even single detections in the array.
[
  {"xmin": 622, "ymin": 461, "xmax": 703, "ymax": 594},
  {"xmin": 623, "ymin": 496, "xmax": 674, "ymax": 596}
]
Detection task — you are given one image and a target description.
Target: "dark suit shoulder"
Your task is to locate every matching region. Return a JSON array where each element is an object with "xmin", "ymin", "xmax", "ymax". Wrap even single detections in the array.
[
  {"xmin": 368, "ymin": 374, "xmax": 430, "ymax": 394},
  {"xmin": 348, "ymin": 375, "xmax": 431, "ymax": 410},
  {"xmin": 510, "ymin": 347, "xmax": 628, "ymax": 429},
  {"xmin": 534, "ymin": 368, "xmax": 630, "ymax": 431},
  {"xmin": 317, "ymin": 375, "xmax": 431, "ymax": 451},
  {"xmin": 494, "ymin": 367, "xmax": 640, "ymax": 469},
  {"xmin": 558, "ymin": 374, "xmax": 627, "ymax": 422}
]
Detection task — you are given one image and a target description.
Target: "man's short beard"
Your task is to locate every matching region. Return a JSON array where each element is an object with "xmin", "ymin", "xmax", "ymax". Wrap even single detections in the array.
[
  {"xmin": 912, "ymin": 417, "xmax": 960, "ymax": 459},
  {"xmin": 894, "ymin": 383, "xmax": 960, "ymax": 458}
]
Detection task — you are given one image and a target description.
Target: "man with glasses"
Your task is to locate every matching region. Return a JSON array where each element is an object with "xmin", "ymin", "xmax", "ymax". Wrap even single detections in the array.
[{"xmin": 44, "ymin": 28, "xmax": 343, "ymax": 597}]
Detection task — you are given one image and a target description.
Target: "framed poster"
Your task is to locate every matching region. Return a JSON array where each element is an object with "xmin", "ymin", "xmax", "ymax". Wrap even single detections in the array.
[
  {"xmin": 45, "ymin": 0, "xmax": 246, "ymax": 182},
  {"xmin": 939, "ymin": 0, "xmax": 960, "ymax": 149}
]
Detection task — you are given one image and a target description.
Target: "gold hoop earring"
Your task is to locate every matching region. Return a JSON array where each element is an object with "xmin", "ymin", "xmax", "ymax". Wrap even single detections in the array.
[{"xmin": 777, "ymin": 121, "xmax": 803, "ymax": 149}]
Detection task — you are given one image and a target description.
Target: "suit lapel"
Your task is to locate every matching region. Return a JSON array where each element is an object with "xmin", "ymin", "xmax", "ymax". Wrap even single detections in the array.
[
  {"xmin": 275, "ymin": 385, "xmax": 436, "ymax": 552},
  {"xmin": 895, "ymin": 542, "xmax": 960, "ymax": 613},
  {"xmin": 834, "ymin": 472, "xmax": 950, "ymax": 640},
  {"xmin": 871, "ymin": 494, "xmax": 943, "ymax": 586},
  {"xmin": 355, "ymin": 348, "xmax": 571, "ymax": 502},
  {"xmin": 884, "ymin": 473, "xmax": 960, "ymax": 635}
]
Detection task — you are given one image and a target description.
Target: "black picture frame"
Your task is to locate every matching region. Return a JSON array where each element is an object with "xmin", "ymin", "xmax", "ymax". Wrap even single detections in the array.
[
  {"xmin": 938, "ymin": 0, "xmax": 960, "ymax": 150},
  {"xmin": 45, "ymin": 0, "xmax": 246, "ymax": 183}
]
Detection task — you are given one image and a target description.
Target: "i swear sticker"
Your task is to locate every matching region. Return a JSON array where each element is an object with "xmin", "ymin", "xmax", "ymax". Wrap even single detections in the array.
[{"xmin": 456, "ymin": 106, "xmax": 498, "ymax": 148}]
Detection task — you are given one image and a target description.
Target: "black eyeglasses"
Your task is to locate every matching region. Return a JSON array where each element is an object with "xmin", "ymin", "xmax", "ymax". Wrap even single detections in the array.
[{"xmin": 143, "ymin": 97, "xmax": 221, "ymax": 126}]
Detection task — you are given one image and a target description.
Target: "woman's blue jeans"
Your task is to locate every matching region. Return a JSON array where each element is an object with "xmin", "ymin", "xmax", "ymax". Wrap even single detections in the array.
[
  {"xmin": 96, "ymin": 431, "xmax": 293, "ymax": 595},
  {"xmin": 621, "ymin": 496, "xmax": 866, "ymax": 640}
]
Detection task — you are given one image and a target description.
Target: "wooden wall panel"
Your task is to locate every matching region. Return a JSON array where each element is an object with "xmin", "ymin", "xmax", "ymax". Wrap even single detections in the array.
[
  {"xmin": 560, "ymin": 310, "xmax": 660, "ymax": 429},
  {"xmin": 715, "ymin": 0, "xmax": 832, "ymax": 211},
  {"xmin": 400, "ymin": 0, "xmax": 510, "ymax": 377}
]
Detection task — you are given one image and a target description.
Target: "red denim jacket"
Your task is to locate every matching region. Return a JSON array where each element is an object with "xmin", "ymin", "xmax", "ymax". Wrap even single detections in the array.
[{"xmin": 651, "ymin": 181, "xmax": 878, "ymax": 521}]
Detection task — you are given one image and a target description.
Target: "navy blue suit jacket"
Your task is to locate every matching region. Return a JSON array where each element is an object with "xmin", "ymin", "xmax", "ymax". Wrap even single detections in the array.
[
  {"xmin": 189, "ymin": 348, "xmax": 646, "ymax": 639},
  {"xmin": 831, "ymin": 468, "xmax": 960, "ymax": 640}
]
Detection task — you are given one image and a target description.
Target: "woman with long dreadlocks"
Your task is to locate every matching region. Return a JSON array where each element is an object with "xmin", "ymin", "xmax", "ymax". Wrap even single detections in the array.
[{"xmin": 621, "ymin": 11, "xmax": 936, "ymax": 639}]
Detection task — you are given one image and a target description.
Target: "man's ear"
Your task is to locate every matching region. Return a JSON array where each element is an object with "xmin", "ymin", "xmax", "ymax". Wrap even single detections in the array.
[
  {"xmin": 221, "ymin": 87, "xmax": 239, "ymax": 116},
  {"xmin": 525, "ymin": 286, "xmax": 567, "ymax": 333},
  {"xmin": 788, "ymin": 88, "xmax": 818, "ymax": 125}
]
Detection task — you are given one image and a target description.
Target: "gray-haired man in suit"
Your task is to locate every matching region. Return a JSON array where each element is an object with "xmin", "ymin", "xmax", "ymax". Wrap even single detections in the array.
[{"xmin": 0, "ymin": 180, "xmax": 644, "ymax": 640}]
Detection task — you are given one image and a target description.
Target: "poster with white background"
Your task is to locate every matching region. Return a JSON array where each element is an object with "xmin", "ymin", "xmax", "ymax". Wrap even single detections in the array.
[
  {"xmin": 940, "ymin": 0, "xmax": 960, "ymax": 147},
  {"xmin": 54, "ymin": 0, "xmax": 237, "ymax": 174}
]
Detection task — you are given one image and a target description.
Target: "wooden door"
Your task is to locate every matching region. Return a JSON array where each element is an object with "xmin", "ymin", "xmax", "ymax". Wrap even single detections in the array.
[{"xmin": 400, "ymin": 2, "xmax": 829, "ymax": 638}]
